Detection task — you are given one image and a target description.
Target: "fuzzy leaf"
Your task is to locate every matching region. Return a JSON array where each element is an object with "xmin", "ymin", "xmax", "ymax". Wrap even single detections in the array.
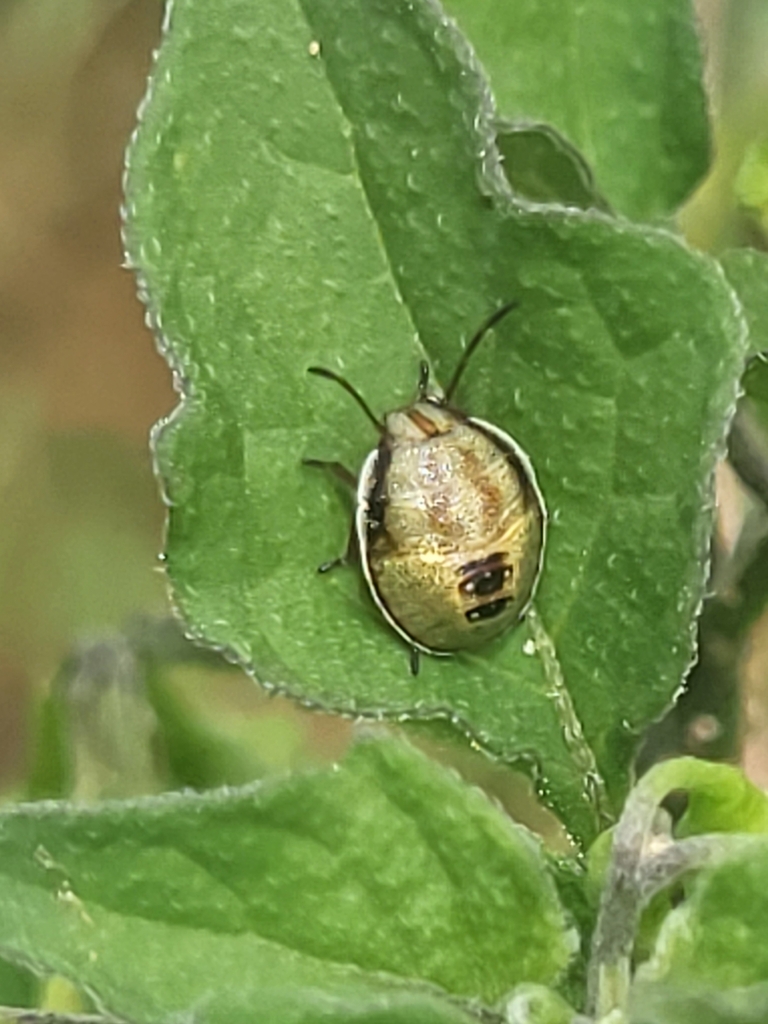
[
  {"xmin": 441, "ymin": 0, "xmax": 710, "ymax": 221},
  {"xmin": 0, "ymin": 738, "xmax": 574, "ymax": 1020},
  {"xmin": 720, "ymin": 248, "xmax": 768, "ymax": 357},
  {"xmin": 634, "ymin": 835, "xmax": 768, "ymax": 1021},
  {"xmin": 124, "ymin": 0, "xmax": 747, "ymax": 839},
  {"xmin": 495, "ymin": 122, "xmax": 610, "ymax": 212}
]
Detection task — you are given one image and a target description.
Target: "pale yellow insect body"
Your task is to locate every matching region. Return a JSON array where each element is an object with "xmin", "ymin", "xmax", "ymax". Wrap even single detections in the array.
[
  {"xmin": 306, "ymin": 303, "xmax": 546, "ymax": 673},
  {"xmin": 357, "ymin": 400, "xmax": 545, "ymax": 655}
]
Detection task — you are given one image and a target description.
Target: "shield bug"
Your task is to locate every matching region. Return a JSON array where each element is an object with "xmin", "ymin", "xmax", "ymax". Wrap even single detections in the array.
[{"xmin": 304, "ymin": 302, "xmax": 546, "ymax": 674}]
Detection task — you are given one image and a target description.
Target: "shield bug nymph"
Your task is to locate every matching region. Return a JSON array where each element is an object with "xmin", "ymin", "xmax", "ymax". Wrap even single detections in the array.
[{"xmin": 304, "ymin": 302, "xmax": 546, "ymax": 675}]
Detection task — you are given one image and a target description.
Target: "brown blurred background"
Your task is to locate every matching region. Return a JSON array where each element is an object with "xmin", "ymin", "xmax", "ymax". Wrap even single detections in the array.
[
  {"xmin": 1, "ymin": 0, "xmax": 768, "ymax": 804},
  {"xmin": 0, "ymin": 0, "xmax": 169, "ymax": 787}
]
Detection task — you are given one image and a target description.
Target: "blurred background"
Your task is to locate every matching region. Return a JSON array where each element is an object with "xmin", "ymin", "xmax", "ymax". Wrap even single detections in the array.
[
  {"xmin": 0, "ymin": 0, "xmax": 768, "ymax": 824},
  {"xmin": 0, "ymin": 0, "xmax": 356, "ymax": 809}
]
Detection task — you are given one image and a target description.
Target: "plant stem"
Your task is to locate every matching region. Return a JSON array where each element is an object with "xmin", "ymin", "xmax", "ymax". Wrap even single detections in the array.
[
  {"xmin": 587, "ymin": 757, "xmax": 767, "ymax": 1018},
  {"xmin": 587, "ymin": 779, "xmax": 659, "ymax": 1018}
]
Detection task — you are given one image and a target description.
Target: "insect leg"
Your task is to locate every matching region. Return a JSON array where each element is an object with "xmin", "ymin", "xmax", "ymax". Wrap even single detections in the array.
[
  {"xmin": 409, "ymin": 647, "xmax": 420, "ymax": 676},
  {"xmin": 303, "ymin": 459, "xmax": 359, "ymax": 573},
  {"xmin": 302, "ymin": 458, "xmax": 357, "ymax": 489},
  {"xmin": 317, "ymin": 515, "xmax": 359, "ymax": 574}
]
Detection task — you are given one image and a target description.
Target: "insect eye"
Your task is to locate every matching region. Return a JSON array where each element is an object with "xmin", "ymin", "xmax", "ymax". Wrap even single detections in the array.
[{"xmin": 465, "ymin": 598, "xmax": 509, "ymax": 623}]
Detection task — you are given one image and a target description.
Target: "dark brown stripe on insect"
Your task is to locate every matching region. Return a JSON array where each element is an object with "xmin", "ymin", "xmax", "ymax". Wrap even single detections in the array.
[{"xmin": 407, "ymin": 409, "xmax": 441, "ymax": 437}]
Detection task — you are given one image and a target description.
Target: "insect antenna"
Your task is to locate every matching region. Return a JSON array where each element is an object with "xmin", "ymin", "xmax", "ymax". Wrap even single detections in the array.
[
  {"xmin": 443, "ymin": 300, "xmax": 519, "ymax": 403},
  {"xmin": 307, "ymin": 366, "xmax": 385, "ymax": 433}
]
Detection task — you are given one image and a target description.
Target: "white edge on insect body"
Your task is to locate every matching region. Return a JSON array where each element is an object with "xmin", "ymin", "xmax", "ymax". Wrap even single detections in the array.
[
  {"xmin": 355, "ymin": 413, "xmax": 548, "ymax": 659},
  {"xmin": 355, "ymin": 447, "xmax": 442, "ymax": 657}
]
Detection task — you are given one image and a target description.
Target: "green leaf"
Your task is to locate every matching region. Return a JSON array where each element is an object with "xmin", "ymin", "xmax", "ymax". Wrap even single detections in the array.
[
  {"xmin": 672, "ymin": 759, "xmax": 768, "ymax": 837},
  {"xmin": 719, "ymin": 251, "xmax": 768, "ymax": 558},
  {"xmin": 635, "ymin": 835, "xmax": 768, "ymax": 1004},
  {"xmin": 624, "ymin": 757, "xmax": 768, "ymax": 832},
  {"xmin": 630, "ymin": 980, "xmax": 768, "ymax": 1024},
  {"xmin": 0, "ymin": 738, "xmax": 574, "ymax": 1020},
  {"xmin": 1, "ymin": 1014, "xmax": 107, "ymax": 1024},
  {"xmin": 440, "ymin": 0, "xmax": 709, "ymax": 221},
  {"xmin": 735, "ymin": 137, "xmax": 768, "ymax": 229},
  {"xmin": 720, "ymin": 248, "xmax": 768, "ymax": 357},
  {"xmin": 144, "ymin": 661, "xmax": 295, "ymax": 791},
  {"xmin": 503, "ymin": 984, "xmax": 577, "ymax": 1024},
  {"xmin": 742, "ymin": 357, "xmax": 768, "ymax": 435},
  {"xmin": 725, "ymin": 248, "xmax": 768, "ymax": 462},
  {"xmin": 544, "ymin": 855, "xmax": 594, "ymax": 1010},
  {"xmin": 124, "ymin": 0, "xmax": 747, "ymax": 840},
  {"xmin": 0, "ymin": 956, "xmax": 36, "ymax": 1008},
  {"xmin": 495, "ymin": 122, "xmax": 610, "ymax": 212}
]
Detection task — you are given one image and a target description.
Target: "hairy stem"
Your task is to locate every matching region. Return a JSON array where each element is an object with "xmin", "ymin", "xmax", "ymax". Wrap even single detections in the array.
[{"xmin": 587, "ymin": 758, "xmax": 767, "ymax": 1018}]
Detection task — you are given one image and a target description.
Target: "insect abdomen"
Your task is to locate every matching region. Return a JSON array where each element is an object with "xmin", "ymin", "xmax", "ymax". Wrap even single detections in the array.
[{"xmin": 364, "ymin": 420, "xmax": 543, "ymax": 653}]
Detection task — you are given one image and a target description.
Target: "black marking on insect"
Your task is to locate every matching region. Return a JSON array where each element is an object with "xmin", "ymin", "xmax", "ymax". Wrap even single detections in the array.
[
  {"xmin": 365, "ymin": 439, "xmax": 392, "ymax": 543},
  {"xmin": 465, "ymin": 597, "xmax": 510, "ymax": 622},
  {"xmin": 458, "ymin": 552, "xmax": 512, "ymax": 598}
]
